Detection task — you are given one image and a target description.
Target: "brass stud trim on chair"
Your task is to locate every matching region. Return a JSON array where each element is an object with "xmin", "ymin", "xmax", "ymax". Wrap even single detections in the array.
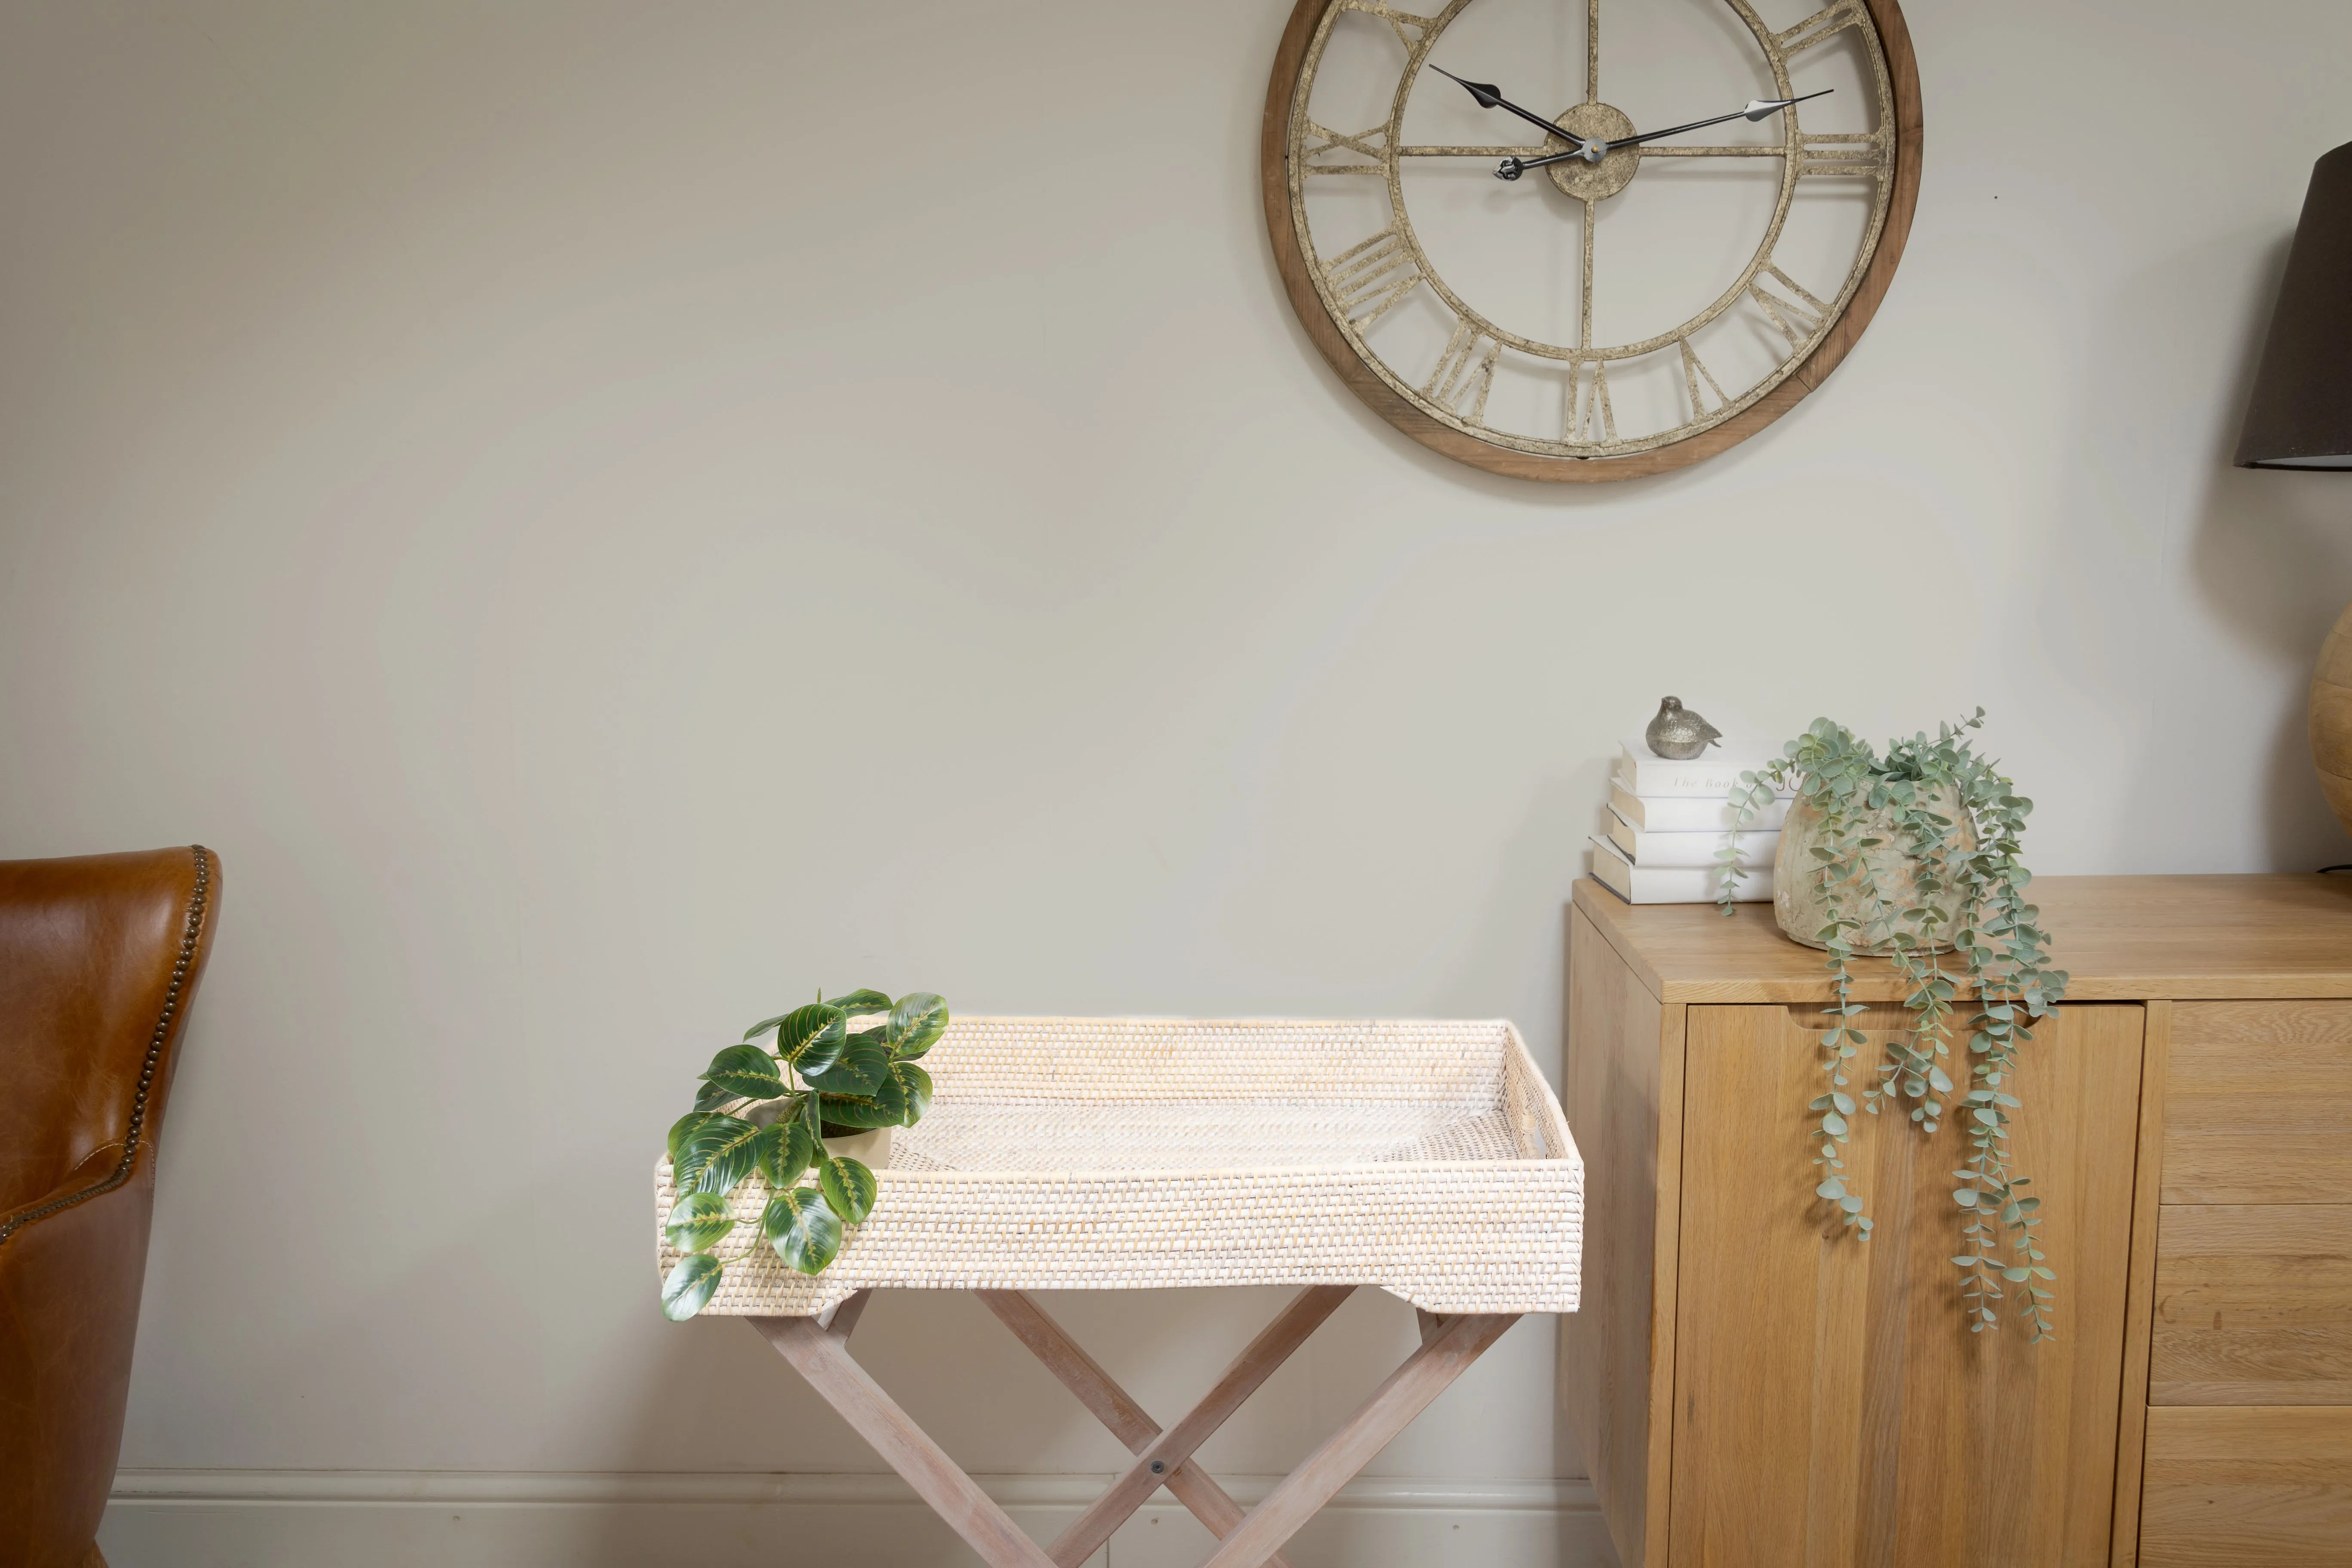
[{"xmin": 0, "ymin": 845, "xmax": 211, "ymax": 1245}]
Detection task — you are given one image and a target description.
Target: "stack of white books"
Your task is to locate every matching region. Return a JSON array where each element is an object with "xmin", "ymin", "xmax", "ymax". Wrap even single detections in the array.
[{"xmin": 1589, "ymin": 744, "xmax": 1792, "ymax": 905}]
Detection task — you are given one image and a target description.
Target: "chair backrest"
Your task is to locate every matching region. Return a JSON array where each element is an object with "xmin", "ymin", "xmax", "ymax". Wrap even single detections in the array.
[{"xmin": 0, "ymin": 848, "xmax": 219, "ymax": 1217}]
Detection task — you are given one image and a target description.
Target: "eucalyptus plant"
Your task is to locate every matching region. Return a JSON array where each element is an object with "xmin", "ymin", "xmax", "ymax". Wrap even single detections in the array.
[
  {"xmin": 659, "ymin": 989, "xmax": 947, "ymax": 1321},
  {"xmin": 1720, "ymin": 713, "xmax": 2069, "ymax": 1338}
]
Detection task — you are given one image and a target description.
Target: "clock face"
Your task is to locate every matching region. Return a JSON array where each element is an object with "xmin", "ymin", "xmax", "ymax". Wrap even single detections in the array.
[{"xmin": 1263, "ymin": 0, "xmax": 1921, "ymax": 481}]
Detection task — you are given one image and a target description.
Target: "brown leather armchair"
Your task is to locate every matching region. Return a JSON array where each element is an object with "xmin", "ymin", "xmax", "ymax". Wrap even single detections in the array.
[{"xmin": 0, "ymin": 848, "xmax": 220, "ymax": 1568}]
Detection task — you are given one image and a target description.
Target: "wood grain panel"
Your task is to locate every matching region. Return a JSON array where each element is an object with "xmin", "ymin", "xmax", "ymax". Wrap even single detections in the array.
[
  {"xmin": 1559, "ymin": 909, "xmax": 1678, "ymax": 1568},
  {"xmin": 1571, "ymin": 876, "xmax": 2352, "ymax": 1005},
  {"xmin": 1669, "ymin": 1003, "xmax": 2143, "ymax": 1567},
  {"xmin": 2141, "ymin": 1406, "xmax": 2352, "ymax": 1566},
  {"xmin": 2165, "ymin": 1001, "xmax": 2352, "ymax": 1204},
  {"xmin": 2151, "ymin": 1205, "xmax": 2352, "ymax": 1404}
]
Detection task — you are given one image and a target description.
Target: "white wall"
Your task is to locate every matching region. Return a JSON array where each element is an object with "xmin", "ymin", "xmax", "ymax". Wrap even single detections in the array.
[{"xmin": 0, "ymin": 1, "xmax": 2345, "ymax": 1563}]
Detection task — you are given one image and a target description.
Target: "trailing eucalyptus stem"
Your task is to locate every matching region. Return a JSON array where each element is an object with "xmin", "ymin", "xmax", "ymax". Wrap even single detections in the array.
[{"xmin": 1720, "ymin": 713, "xmax": 2069, "ymax": 1338}]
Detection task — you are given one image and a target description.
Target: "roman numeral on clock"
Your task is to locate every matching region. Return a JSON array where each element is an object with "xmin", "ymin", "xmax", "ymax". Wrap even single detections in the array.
[
  {"xmin": 1679, "ymin": 339, "xmax": 1728, "ymax": 420},
  {"xmin": 1340, "ymin": 0, "xmax": 1439, "ymax": 51},
  {"xmin": 1423, "ymin": 322, "xmax": 1499, "ymax": 423},
  {"xmin": 1795, "ymin": 130, "xmax": 1890, "ymax": 178},
  {"xmin": 1775, "ymin": 0, "xmax": 1864, "ymax": 57},
  {"xmin": 1302, "ymin": 121, "xmax": 1391, "ymax": 176},
  {"xmin": 1567, "ymin": 361, "xmax": 1617, "ymax": 444},
  {"xmin": 1319, "ymin": 227, "xmax": 1421, "ymax": 331},
  {"xmin": 1749, "ymin": 265, "xmax": 1832, "ymax": 354}
]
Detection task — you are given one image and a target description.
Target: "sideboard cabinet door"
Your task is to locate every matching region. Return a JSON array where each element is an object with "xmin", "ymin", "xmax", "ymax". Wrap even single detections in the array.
[{"xmin": 1667, "ymin": 1002, "xmax": 2145, "ymax": 1568}]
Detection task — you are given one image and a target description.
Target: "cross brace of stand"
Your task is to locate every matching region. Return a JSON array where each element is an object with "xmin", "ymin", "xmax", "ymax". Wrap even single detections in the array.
[{"xmin": 750, "ymin": 1288, "xmax": 1519, "ymax": 1568}]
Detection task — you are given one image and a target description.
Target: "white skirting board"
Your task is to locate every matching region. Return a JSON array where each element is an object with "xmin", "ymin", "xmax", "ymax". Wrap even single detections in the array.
[{"xmin": 104, "ymin": 1470, "xmax": 1620, "ymax": 1568}]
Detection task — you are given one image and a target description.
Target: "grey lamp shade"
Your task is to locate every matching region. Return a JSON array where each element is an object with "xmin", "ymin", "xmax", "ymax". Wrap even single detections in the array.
[{"xmin": 2239, "ymin": 141, "xmax": 2352, "ymax": 469}]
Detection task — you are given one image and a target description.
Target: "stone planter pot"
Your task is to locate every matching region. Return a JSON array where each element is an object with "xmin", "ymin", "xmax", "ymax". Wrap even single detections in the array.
[
  {"xmin": 820, "ymin": 1124, "xmax": 893, "ymax": 1169},
  {"xmin": 1773, "ymin": 784, "xmax": 1978, "ymax": 954}
]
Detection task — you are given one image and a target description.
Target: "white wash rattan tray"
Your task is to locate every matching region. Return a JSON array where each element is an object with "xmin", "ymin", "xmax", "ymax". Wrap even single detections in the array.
[{"xmin": 653, "ymin": 1016, "xmax": 1582, "ymax": 1318}]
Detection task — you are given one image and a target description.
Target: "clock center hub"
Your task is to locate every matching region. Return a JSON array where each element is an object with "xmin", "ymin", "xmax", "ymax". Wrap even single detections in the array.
[{"xmin": 1546, "ymin": 102, "xmax": 1639, "ymax": 201}]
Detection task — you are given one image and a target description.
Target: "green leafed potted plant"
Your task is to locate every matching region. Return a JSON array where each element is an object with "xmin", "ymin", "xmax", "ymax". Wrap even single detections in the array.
[
  {"xmin": 1721, "ymin": 713, "xmax": 2070, "ymax": 1338},
  {"xmin": 660, "ymin": 988, "xmax": 947, "ymax": 1321}
]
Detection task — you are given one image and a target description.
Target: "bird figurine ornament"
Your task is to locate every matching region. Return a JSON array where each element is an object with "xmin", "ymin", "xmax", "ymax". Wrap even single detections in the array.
[{"xmin": 1645, "ymin": 697, "xmax": 1722, "ymax": 760}]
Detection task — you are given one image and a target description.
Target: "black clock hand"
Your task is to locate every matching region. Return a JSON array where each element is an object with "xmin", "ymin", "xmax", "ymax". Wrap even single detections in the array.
[
  {"xmin": 1495, "ymin": 89, "xmax": 1831, "ymax": 180},
  {"xmin": 1427, "ymin": 64, "xmax": 1584, "ymax": 148},
  {"xmin": 1611, "ymin": 89, "xmax": 1832, "ymax": 151}
]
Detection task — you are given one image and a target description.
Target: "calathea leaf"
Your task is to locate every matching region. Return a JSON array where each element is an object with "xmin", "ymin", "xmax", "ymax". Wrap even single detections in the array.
[
  {"xmin": 668, "ymin": 1111, "xmax": 720, "ymax": 1165},
  {"xmin": 799, "ymin": 1027, "xmax": 889, "ymax": 1096},
  {"xmin": 679, "ymin": 1115, "xmax": 761, "ymax": 1197},
  {"xmin": 886, "ymin": 992, "xmax": 949, "ymax": 1058},
  {"xmin": 661, "ymin": 1253, "xmax": 723, "ymax": 1320},
  {"xmin": 664, "ymin": 1191, "xmax": 738, "ymax": 1253},
  {"xmin": 827, "ymin": 989, "xmax": 894, "ymax": 1017},
  {"xmin": 820, "ymin": 1156, "xmax": 877, "ymax": 1226},
  {"xmin": 699, "ymin": 1044, "xmax": 787, "ymax": 1102},
  {"xmin": 693, "ymin": 1079, "xmax": 734, "ymax": 1113},
  {"xmin": 673, "ymin": 1113, "xmax": 745, "ymax": 1187},
  {"xmin": 777, "ymin": 1004, "xmax": 848, "ymax": 1074},
  {"xmin": 764, "ymin": 1187, "xmax": 844, "ymax": 1274},
  {"xmin": 741, "ymin": 1012, "xmax": 792, "ymax": 1043},
  {"xmin": 833, "ymin": 1062, "xmax": 930, "ymax": 1127},
  {"xmin": 813, "ymin": 1081, "xmax": 903, "ymax": 1129},
  {"xmin": 754, "ymin": 1118, "xmax": 820, "ymax": 1191},
  {"xmin": 888, "ymin": 1060, "xmax": 932, "ymax": 1125}
]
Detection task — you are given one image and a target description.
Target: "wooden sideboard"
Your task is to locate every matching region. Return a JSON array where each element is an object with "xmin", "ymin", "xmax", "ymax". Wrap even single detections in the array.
[{"xmin": 1562, "ymin": 874, "xmax": 2352, "ymax": 1568}]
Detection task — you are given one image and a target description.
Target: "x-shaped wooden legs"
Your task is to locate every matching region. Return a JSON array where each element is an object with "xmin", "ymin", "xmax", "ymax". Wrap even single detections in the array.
[
  {"xmin": 977, "ymin": 1286, "xmax": 1351, "ymax": 1568},
  {"xmin": 750, "ymin": 1290, "xmax": 1520, "ymax": 1568}
]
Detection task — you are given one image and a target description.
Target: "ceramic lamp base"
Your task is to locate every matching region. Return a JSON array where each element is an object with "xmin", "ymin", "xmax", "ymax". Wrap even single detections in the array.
[{"xmin": 2312, "ymin": 601, "xmax": 2352, "ymax": 842}]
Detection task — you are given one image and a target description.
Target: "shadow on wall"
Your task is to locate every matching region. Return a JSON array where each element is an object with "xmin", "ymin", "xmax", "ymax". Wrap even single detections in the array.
[
  {"xmin": 2186, "ymin": 235, "xmax": 2352, "ymax": 867},
  {"xmin": 567, "ymin": 1289, "xmax": 1112, "ymax": 1566},
  {"xmin": 607, "ymin": 1288, "xmax": 1107, "ymax": 1477},
  {"xmin": 2045, "ymin": 228, "xmax": 2352, "ymax": 870}
]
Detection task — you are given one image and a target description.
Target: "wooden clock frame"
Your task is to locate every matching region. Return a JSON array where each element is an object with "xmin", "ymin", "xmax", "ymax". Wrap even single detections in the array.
[{"xmin": 1259, "ymin": 0, "xmax": 1924, "ymax": 483}]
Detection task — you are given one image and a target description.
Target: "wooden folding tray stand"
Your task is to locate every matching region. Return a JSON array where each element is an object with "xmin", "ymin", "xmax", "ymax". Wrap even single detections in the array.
[{"xmin": 654, "ymin": 1016, "xmax": 1584, "ymax": 1568}]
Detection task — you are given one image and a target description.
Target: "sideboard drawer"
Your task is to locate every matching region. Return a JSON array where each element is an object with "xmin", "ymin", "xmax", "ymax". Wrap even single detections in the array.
[
  {"xmin": 2165, "ymin": 1001, "xmax": 2352, "ymax": 1203},
  {"xmin": 2152, "ymin": 1205, "xmax": 2352, "ymax": 1404},
  {"xmin": 2142, "ymin": 1406, "xmax": 2352, "ymax": 1565}
]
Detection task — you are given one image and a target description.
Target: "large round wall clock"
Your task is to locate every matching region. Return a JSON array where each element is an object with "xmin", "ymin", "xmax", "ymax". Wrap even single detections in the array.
[{"xmin": 1262, "ymin": 0, "xmax": 1921, "ymax": 481}]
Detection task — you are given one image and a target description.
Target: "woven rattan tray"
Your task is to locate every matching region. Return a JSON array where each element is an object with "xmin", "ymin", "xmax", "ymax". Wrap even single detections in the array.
[{"xmin": 653, "ymin": 1017, "xmax": 1582, "ymax": 1317}]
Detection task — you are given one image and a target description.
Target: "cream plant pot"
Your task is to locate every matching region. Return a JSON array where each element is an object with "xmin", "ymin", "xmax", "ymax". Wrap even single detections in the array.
[
  {"xmin": 745, "ymin": 1102, "xmax": 894, "ymax": 1170},
  {"xmin": 1772, "ymin": 785, "xmax": 1979, "ymax": 954},
  {"xmin": 821, "ymin": 1125, "xmax": 893, "ymax": 1169}
]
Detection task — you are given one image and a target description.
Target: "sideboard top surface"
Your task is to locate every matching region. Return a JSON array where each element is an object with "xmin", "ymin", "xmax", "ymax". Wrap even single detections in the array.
[{"xmin": 1572, "ymin": 873, "xmax": 2352, "ymax": 1003}]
